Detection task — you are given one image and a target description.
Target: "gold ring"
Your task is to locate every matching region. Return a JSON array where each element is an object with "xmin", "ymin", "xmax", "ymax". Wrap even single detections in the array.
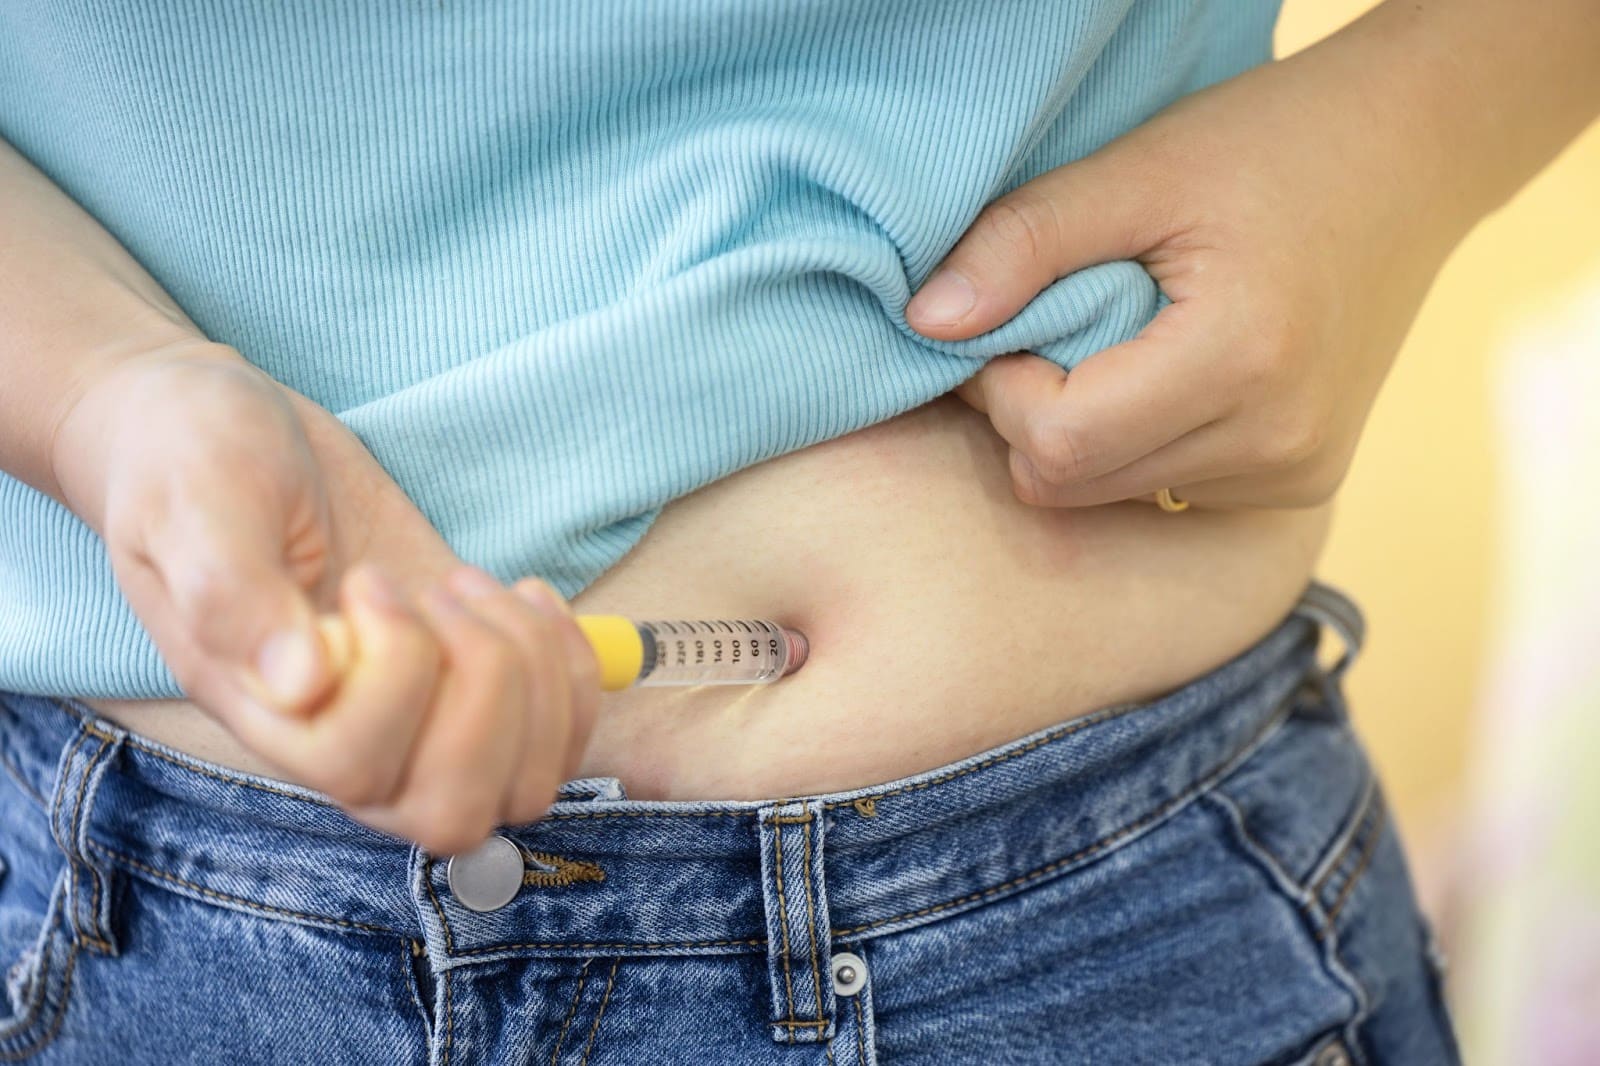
[{"xmin": 1155, "ymin": 487, "xmax": 1190, "ymax": 513}]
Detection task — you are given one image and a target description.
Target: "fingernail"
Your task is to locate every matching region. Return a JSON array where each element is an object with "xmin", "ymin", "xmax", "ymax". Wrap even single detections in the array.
[
  {"xmin": 447, "ymin": 567, "xmax": 501, "ymax": 599},
  {"xmin": 907, "ymin": 268, "xmax": 977, "ymax": 326},
  {"xmin": 257, "ymin": 628, "xmax": 318, "ymax": 707}
]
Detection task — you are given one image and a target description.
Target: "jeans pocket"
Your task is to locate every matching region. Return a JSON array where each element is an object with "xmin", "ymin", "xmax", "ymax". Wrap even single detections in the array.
[{"xmin": 1211, "ymin": 684, "xmax": 1377, "ymax": 906}]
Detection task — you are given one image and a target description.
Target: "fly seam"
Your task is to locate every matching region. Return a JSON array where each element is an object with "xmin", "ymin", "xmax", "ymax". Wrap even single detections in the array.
[
  {"xmin": 423, "ymin": 859, "xmax": 457, "ymax": 953},
  {"xmin": 854, "ymin": 992, "xmax": 867, "ymax": 1064},
  {"xmin": 442, "ymin": 962, "xmax": 453, "ymax": 1066},
  {"xmin": 578, "ymin": 959, "xmax": 620, "ymax": 1065},
  {"xmin": 402, "ymin": 941, "xmax": 432, "ymax": 1043},
  {"xmin": 549, "ymin": 959, "xmax": 592, "ymax": 1064}
]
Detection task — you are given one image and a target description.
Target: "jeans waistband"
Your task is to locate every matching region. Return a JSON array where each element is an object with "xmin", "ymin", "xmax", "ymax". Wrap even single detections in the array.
[{"xmin": 0, "ymin": 580, "xmax": 1363, "ymax": 970}]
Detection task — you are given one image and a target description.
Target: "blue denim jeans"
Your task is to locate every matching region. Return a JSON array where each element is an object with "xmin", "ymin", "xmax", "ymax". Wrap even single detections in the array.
[{"xmin": 0, "ymin": 579, "xmax": 1459, "ymax": 1064}]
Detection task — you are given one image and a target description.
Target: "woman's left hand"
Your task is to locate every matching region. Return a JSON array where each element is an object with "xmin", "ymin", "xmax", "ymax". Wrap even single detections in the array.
[{"xmin": 905, "ymin": 21, "xmax": 1474, "ymax": 511}]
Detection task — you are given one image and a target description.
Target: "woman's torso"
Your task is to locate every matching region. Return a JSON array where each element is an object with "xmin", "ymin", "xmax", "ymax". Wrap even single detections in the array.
[
  {"xmin": 86, "ymin": 392, "xmax": 1332, "ymax": 799},
  {"xmin": 12, "ymin": 0, "xmax": 1316, "ymax": 793}
]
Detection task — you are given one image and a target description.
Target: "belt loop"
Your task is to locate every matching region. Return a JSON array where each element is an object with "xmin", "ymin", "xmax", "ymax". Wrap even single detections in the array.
[
  {"xmin": 1294, "ymin": 578, "xmax": 1367, "ymax": 685},
  {"xmin": 758, "ymin": 799, "xmax": 835, "ymax": 1044},
  {"xmin": 46, "ymin": 716, "xmax": 127, "ymax": 956}
]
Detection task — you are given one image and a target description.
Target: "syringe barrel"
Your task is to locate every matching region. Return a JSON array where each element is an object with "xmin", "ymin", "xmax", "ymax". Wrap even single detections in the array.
[{"xmin": 633, "ymin": 619, "xmax": 808, "ymax": 686}]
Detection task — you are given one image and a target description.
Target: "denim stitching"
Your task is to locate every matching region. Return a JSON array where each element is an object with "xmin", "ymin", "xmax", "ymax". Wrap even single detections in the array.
[
  {"xmin": 550, "ymin": 959, "xmax": 592, "ymax": 1064},
  {"xmin": 1204, "ymin": 791, "xmax": 1324, "ymax": 925},
  {"xmin": 88, "ymin": 841, "xmax": 402, "ymax": 936},
  {"xmin": 55, "ymin": 701, "xmax": 338, "ymax": 808},
  {"xmin": 799, "ymin": 819, "xmax": 826, "ymax": 1027},
  {"xmin": 453, "ymin": 937, "xmax": 764, "ymax": 956},
  {"xmin": 578, "ymin": 959, "xmax": 619, "ymax": 1066},
  {"xmin": 442, "ymin": 963, "xmax": 453, "ymax": 1066},
  {"xmin": 1320, "ymin": 791, "xmax": 1386, "ymax": 933},
  {"xmin": 854, "ymin": 992, "xmax": 867, "ymax": 1065},
  {"xmin": 68, "ymin": 732, "xmax": 115, "ymax": 952},
  {"xmin": 403, "ymin": 941, "xmax": 433, "ymax": 1046},
  {"xmin": 773, "ymin": 824, "xmax": 797, "ymax": 1043},
  {"xmin": 530, "ymin": 699, "xmax": 1164, "ymax": 825},
  {"xmin": 0, "ymin": 939, "xmax": 77, "ymax": 1061},
  {"xmin": 505, "ymin": 669, "xmax": 1280, "ymax": 825},
  {"xmin": 49, "ymin": 729, "xmax": 90, "ymax": 950},
  {"xmin": 423, "ymin": 859, "xmax": 457, "ymax": 953},
  {"xmin": 830, "ymin": 696, "xmax": 1295, "ymax": 938},
  {"xmin": 820, "ymin": 698, "xmax": 1154, "ymax": 811},
  {"xmin": 0, "ymin": 902, "xmax": 56, "ymax": 1043},
  {"xmin": 0, "ymin": 869, "xmax": 77, "ymax": 1057},
  {"xmin": 544, "ymin": 810, "xmax": 751, "ymax": 822},
  {"xmin": 1202, "ymin": 778, "xmax": 1373, "ymax": 1043},
  {"xmin": 1307, "ymin": 776, "xmax": 1379, "ymax": 899}
]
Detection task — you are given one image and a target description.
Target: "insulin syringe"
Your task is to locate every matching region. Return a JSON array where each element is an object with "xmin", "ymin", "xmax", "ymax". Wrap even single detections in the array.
[
  {"xmin": 574, "ymin": 616, "xmax": 809, "ymax": 691},
  {"xmin": 314, "ymin": 612, "xmax": 808, "ymax": 693}
]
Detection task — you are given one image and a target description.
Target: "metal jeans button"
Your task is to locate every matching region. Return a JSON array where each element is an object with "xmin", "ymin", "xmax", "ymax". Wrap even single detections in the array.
[
  {"xmin": 446, "ymin": 834, "xmax": 523, "ymax": 912},
  {"xmin": 831, "ymin": 951, "xmax": 868, "ymax": 996}
]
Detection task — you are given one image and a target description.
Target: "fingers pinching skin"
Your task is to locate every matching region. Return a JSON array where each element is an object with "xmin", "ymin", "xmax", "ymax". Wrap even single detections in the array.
[
  {"xmin": 905, "ymin": 146, "xmax": 1164, "ymax": 340},
  {"xmin": 960, "ymin": 307, "xmax": 1230, "ymax": 503}
]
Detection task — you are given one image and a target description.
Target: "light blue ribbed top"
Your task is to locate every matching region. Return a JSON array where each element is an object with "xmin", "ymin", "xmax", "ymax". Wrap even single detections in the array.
[{"xmin": 0, "ymin": 1, "xmax": 1280, "ymax": 698}]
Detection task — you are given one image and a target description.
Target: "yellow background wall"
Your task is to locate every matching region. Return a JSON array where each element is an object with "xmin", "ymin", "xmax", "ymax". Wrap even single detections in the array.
[{"xmin": 1276, "ymin": 3, "xmax": 1600, "ymax": 852}]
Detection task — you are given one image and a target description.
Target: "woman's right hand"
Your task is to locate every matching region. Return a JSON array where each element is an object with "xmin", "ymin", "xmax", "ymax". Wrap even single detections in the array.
[{"xmin": 49, "ymin": 342, "xmax": 600, "ymax": 855}]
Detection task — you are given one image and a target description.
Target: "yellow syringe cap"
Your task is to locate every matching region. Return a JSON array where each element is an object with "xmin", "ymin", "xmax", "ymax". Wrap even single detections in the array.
[{"xmin": 575, "ymin": 615, "xmax": 644, "ymax": 691}]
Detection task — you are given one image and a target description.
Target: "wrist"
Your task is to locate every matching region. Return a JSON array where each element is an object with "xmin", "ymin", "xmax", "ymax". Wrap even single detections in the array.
[{"xmin": 49, "ymin": 338, "xmax": 250, "ymax": 529}]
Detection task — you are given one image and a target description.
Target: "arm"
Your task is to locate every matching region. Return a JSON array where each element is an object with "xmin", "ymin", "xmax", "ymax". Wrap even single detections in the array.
[
  {"xmin": 0, "ymin": 138, "xmax": 598, "ymax": 853},
  {"xmin": 0, "ymin": 136, "xmax": 223, "ymax": 509},
  {"xmin": 906, "ymin": 0, "xmax": 1600, "ymax": 509}
]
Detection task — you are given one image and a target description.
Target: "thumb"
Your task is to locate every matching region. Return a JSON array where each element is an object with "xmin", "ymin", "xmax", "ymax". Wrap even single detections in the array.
[
  {"xmin": 905, "ymin": 148, "xmax": 1161, "ymax": 340},
  {"xmin": 156, "ymin": 504, "xmax": 337, "ymax": 717}
]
